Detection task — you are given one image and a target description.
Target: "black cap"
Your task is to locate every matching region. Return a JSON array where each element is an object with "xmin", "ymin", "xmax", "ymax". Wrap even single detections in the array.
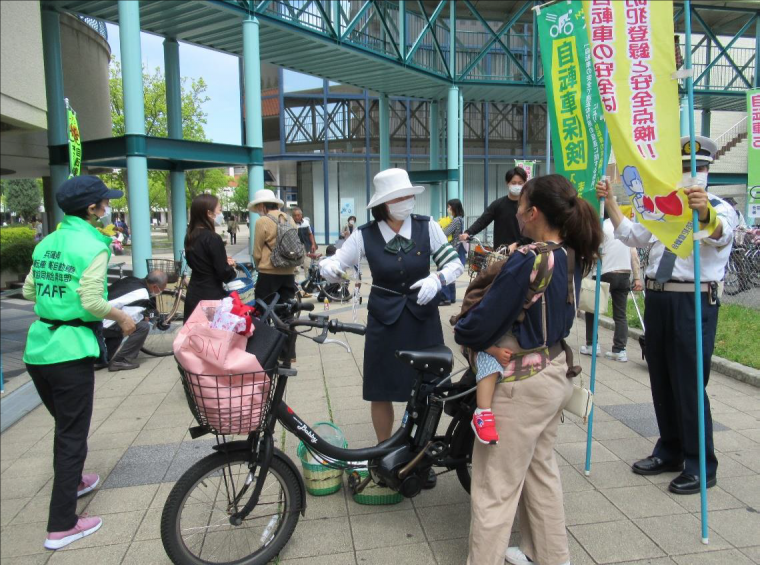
[{"xmin": 56, "ymin": 176, "xmax": 124, "ymax": 214}]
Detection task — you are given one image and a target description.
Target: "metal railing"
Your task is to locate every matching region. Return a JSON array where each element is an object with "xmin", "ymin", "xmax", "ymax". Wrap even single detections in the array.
[
  {"xmin": 714, "ymin": 116, "xmax": 748, "ymax": 149},
  {"xmin": 77, "ymin": 15, "xmax": 107, "ymax": 40}
]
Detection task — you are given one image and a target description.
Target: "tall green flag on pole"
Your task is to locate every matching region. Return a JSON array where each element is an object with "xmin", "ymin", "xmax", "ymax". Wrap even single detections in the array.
[
  {"xmin": 748, "ymin": 89, "xmax": 760, "ymax": 220},
  {"xmin": 535, "ymin": 0, "xmax": 607, "ymax": 207},
  {"xmin": 66, "ymin": 98, "xmax": 82, "ymax": 178}
]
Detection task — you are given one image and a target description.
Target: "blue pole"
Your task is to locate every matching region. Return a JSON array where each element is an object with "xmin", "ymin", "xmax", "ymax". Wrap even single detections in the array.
[
  {"xmin": 684, "ymin": 1, "xmax": 709, "ymax": 545},
  {"xmin": 447, "ymin": 86, "xmax": 459, "ymax": 200},
  {"xmin": 459, "ymin": 91, "xmax": 464, "ymax": 202},
  {"xmin": 163, "ymin": 38, "xmax": 187, "ymax": 263},
  {"xmin": 118, "ymin": 0, "xmax": 152, "ymax": 278},
  {"xmin": 243, "ymin": 15, "xmax": 264, "ymax": 258},
  {"xmin": 40, "ymin": 9, "xmax": 68, "ymax": 226},
  {"xmin": 323, "ymin": 79, "xmax": 330, "ymax": 243},
  {"xmin": 584, "ymin": 127, "xmax": 610, "ymax": 476}
]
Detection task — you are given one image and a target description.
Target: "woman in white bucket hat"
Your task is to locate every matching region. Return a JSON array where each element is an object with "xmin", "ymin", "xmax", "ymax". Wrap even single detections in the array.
[
  {"xmin": 248, "ymin": 188, "xmax": 300, "ymax": 362},
  {"xmin": 320, "ymin": 168, "xmax": 464, "ymax": 488}
]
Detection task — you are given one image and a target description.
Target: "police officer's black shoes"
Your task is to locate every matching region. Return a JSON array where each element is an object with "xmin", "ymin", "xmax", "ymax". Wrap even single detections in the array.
[
  {"xmin": 668, "ymin": 472, "xmax": 716, "ymax": 495},
  {"xmin": 632, "ymin": 456, "xmax": 684, "ymax": 475},
  {"xmin": 108, "ymin": 359, "xmax": 139, "ymax": 372}
]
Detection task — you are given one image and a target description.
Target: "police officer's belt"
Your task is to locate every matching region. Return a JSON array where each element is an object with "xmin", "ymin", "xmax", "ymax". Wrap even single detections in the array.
[{"xmin": 645, "ymin": 280, "xmax": 722, "ymax": 294}]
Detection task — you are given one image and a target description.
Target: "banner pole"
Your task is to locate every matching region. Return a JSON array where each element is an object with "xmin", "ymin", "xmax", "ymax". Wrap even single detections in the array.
[
  {"xmin": 584, "ymin": 126, "xmax": 610, "ymax": 476},
  {"xmin": 684, "ymin": 0, "xmax": 709, "ymax": 545}
]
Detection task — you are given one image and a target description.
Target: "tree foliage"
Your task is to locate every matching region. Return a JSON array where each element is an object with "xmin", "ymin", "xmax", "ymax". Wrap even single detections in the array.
[
  {"xmin": 0, "ymin": 179, "xmax": 42, "ymax": 221},
  {"xmin": 101, "ymin": 60, "xmax": 215, "ymax": 214}
]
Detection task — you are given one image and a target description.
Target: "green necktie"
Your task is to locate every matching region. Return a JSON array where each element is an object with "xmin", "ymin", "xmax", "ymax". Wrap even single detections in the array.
[{"xmin": 384, "ymin": 234, "xmax": 416, "ymax": 255}]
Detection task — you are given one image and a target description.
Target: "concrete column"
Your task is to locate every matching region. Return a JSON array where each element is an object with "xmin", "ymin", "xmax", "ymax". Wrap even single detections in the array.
[
  {"xmin": 40, "ymin": 9, "xmax": 67, "ymax": 225},
  {"xmin": 243, "ymin": 15, "xmax": 265, "ymax": 257},
  {"xmin": 379, "ymin": 94, "xmax": 390, "ymax": 170},
  {"xmin": 447, "ymin": 86, "xmax": 459, "ymax": 200},
  {"xmin": 118, "ymin": 0, "xmax": 152, "ymax": 277},
  {"xmin": 163, "ymin": 38, "xmax": 187, "ymax": 262},
  {"xmin": 429, "ymin": 100, "xmax": 441, "ymax": 218}
]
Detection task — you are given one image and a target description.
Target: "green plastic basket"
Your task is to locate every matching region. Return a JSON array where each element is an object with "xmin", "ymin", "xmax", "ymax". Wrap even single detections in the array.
[
  {"xmin": 346, "ymin": 469, "xmax": 403, "ymax": 506},
  {"xmin": 297, "ymin": 422, "xmax": 347, "ymax": 496}
]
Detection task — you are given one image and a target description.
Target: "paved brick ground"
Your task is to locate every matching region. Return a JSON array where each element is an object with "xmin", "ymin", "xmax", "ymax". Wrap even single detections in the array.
[{"xmin": 1, "ymin": 272, "xmax": 758, "ymax": 564}]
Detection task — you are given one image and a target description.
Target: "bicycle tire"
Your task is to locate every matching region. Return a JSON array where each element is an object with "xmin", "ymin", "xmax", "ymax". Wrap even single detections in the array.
[
  {"xmin": 323, "ymin": 281, "xmax": 351, "ymax": 303},
  {"xmin": 448, "ymin": 413, "xmax": 474, "ymax": 494},
  {"xmin": 161, "ymin": 451, "xmax": 302, "ymax": 565},
  {"xmin": 140, "ymin": 317, "xmax": 183, "ymax": 357}
]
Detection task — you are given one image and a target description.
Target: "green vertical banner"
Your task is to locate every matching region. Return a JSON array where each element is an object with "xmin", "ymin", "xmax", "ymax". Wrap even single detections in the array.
[
  {"xmin": 66, "ymin": 99, "xmax": 82, "ymax": 178},
  {"xmin": 748, "ymin": 89, "xmax": 760, "ymax": 219},
  {"xmin": 536, "ymin": 0, "xmax": 607, "ymax": 207}
]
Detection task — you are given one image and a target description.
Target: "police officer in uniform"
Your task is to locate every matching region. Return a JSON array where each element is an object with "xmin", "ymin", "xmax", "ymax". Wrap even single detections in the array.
[
  {"xmin": 22, "ymin": 176, "xmax": 137, "ymax": 549},
  {"xmin": 320, "ymin": 169, "xmax": 464, "ymax": 487},
  {"xmin": 596, "ymin": 136, "xmax": 738, "ymax": 495}
]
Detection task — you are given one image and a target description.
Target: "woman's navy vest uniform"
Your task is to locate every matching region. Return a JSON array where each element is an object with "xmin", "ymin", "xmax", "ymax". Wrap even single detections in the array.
[{"xmin": 360, "ymin": 215, "xmax": 444, "ymax": 402}]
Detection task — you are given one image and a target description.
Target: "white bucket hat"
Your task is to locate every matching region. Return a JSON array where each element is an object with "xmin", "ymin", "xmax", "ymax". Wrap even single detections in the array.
[
  {"xmin": 247, "ymin": 188, "xmax": 284, "ymax": 211},
  {"xmin": 366, "ymin": 168, "xmax": 425, "ymax": 209}
]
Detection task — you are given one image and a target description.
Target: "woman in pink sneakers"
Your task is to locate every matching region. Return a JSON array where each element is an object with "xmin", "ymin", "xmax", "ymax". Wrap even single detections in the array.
[
  {"xmin": 455, "ymin": 175, "xmax": 602, "ymax": 565},
  {"xmin": 22, "ymin": 177, "xmax": 138, "ymax": 550}
]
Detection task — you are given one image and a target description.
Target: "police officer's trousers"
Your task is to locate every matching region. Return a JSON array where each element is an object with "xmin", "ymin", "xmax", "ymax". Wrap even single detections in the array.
[{"xmin": 644, "ymin": 290, "xmax": 719, "ymax": 477}]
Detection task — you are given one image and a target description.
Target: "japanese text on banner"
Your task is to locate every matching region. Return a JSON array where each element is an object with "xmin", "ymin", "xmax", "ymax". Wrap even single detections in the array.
[
  {"xmin": 749, "ymin": 89, "xmax": 760, "ymax": 219},
  {"xmin": 583, "ymin": 0, "xmax": 692, "ymax": 258},
  {"xmin": 67, "ymin": 102, "xmax": 82, "ymax": 178},
  {"xmin": 537, "ymin": 0, "xmax": 607, "ymax": 207}
]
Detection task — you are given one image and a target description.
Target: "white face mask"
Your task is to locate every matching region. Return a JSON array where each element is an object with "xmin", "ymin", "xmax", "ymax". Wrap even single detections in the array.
[
  {"xmin": 508, "ymin": 183, "xmax": 524, "ymax": 197},
  {"xmin": 214, "ymin": 213, "xmax": 225, "ymax": 226},
  {"xmin": 387, "ymin": 197, "xmax": 415, "ymax": 221},
  {"xmin": 681, "ymin": 171, "xmax": 708, "ymax": 188},
  {"xmin": 101, "ymin": 206, "xmax": 113, "ymax": 226}
]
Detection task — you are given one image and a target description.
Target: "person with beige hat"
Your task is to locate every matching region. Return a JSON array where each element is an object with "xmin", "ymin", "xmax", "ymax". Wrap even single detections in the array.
[
  {"xmin": 249, "ymin": 188, "xmax": 300, "ymax": 362},
  {"xmin": 320, "ymin": 169, "xmax": 464, "ymax": 487}
]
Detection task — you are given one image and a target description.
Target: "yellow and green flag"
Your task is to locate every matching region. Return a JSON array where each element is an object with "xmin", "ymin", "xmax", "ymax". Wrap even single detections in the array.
[
  {"xmin": 66, "ymin": 100, "xmax": 82, "ymax": 178},
  {"xmin": 536, "ymin": 0, "xmax": 607, "ymax": 208},
  {"xmin": 582, "ymin": 0, "xmax": 691, "ymax": 257}
]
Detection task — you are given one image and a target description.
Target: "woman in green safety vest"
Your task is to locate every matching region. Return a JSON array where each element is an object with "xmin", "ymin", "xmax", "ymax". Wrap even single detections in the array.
[{"xmin": 22, "ymin": 176, "xmax": 137, "ymax": 551}]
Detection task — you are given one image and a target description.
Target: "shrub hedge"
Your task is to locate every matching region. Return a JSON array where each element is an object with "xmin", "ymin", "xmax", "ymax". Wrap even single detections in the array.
[{"xmin": 0, "ymin": 226, "xmax": 37, "ymax": 273}]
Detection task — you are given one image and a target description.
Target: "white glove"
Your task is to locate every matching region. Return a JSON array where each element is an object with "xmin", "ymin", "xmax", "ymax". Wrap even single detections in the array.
[
  {"xmin": 410, "ymin": 273, "xmax": 442, "ymax": 305},
  {"xmin": 320, "ymin": 257, "xmax": 345, "ymax": 283}
]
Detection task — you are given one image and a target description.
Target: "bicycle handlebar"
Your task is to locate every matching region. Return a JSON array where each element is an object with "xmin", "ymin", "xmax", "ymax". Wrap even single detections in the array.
[{"xmin": 292, "ymin": 316, "xmax": 366, "ymax": 336}]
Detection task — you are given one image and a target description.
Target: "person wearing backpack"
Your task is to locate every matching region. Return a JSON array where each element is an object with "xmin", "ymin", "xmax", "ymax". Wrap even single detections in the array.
[
  {"xmin": 249, "ymin": 189, "xmax": 303, "ymax": 363},
  {"xmin": 454, "ymin": 175, "xmax": 602, "ymax": 565}
]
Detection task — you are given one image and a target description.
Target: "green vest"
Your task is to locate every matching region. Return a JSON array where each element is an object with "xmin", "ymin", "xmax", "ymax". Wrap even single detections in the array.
[{"xmin": 23, "ymin": 215, "xmax": 112, "ymax": 365}]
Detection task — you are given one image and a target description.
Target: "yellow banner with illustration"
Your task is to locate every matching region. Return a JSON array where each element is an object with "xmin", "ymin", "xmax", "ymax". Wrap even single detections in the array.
[{"xmin": 582, "ymin": 0, "xmax": 693, "ymax": 258}]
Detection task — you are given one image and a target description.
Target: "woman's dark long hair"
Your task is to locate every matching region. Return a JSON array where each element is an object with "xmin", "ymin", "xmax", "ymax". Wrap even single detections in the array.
[
  {"xmin": 520, "ymin": 174, "xmax": 603, "ymax": 276},
  {"xmin": 185, "ymin": 193, "xmax": 218, "ymax": 247},
  {"xmin": 447, "ymin": 198, "xmax": 465, "ymax": 218}
]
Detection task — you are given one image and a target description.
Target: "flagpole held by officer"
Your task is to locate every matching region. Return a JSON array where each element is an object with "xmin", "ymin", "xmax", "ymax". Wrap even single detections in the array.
[
  {"xmin": 21, "ymin": 176, "xmax": 137, "ymax": 550},
  {"xmin": 595, "ymin": 135, "xmax": 737, "ymax": 500}
]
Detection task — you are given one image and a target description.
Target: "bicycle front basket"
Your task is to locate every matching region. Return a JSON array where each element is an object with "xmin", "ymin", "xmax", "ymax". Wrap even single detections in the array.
[
  {"xmin": 147, "ymin": 259, "xmax": 182, "ymax": 284},
  {"xmin": 177, "ymin": 365, "xmax": 277, "ymax": 436}
]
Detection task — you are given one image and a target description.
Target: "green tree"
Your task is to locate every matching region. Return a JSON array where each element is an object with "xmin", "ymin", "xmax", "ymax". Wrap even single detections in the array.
[
  {"xmin": 231, "ymin": 181, "xmax": 250, "ymax": 212},
  {"xmin": 0, "ymin": 179, "xmax": 42, "ymax": 221},
  {"xmin": 102, "ymin": 60, "xmax": 211, "ymax": 228}
]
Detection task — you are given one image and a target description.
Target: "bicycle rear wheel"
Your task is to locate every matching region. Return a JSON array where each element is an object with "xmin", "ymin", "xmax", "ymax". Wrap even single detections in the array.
[
  {"xmin": 140, "ymin": 318, "xmax": 183, "ymax": 357},
  {"xmin": 161, "ymin": 451, "xmax": 302, "ymax": 565}
]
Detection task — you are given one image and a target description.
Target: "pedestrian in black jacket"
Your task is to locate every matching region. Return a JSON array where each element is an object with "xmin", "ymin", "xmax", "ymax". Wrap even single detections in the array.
[{"xmin": 461, "ymin": 167, "xmax": 528, "ymax": 248}]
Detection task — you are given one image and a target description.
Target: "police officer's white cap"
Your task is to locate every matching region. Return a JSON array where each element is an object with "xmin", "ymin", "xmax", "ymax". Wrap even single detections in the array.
[{"xmin": 680, "ymin": 135, "xmax": 717, "ymax": 168}]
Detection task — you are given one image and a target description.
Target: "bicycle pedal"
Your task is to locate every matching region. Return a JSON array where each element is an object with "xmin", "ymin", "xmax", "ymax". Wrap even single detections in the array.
[{"xmin": 424, "ymin": 441, "xmax": 448, "ymax": 459}]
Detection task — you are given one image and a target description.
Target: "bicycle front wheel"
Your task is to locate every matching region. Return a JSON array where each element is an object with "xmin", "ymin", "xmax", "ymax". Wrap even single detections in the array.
[
  {"xmin": 323, "ymin": 281, "xmax": 351, "ymax": 303},
  {"xmin": 141, "ymin": 318, "xmax": 183, "ymax": 357},
  {"xmin": 155, "ymin": 287, "xmax": 185, "ymax": 321},
  {"xmin": 161, "ymin": 451, "xmax": 302, "ymax": 565}
]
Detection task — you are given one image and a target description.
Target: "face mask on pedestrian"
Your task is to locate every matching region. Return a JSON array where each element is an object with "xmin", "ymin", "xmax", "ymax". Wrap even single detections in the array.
[
  {"xmin": 100, "ymin": 206, "xmax": 112, "ymax": 226},
  {"xmin": 681, "ymin": 171, "xmax": 708, "ymax": 189},
  {"xmin": 387, "ymin": 197, "xmax": 415, "ymax": 221},
  {"xmin": 508, "ymin": 182, "xmax": 524, "ymax": 197},
  {"xmin": 214, "ymin": 213, "xmax": 225, "ymax": 226},
  {"xmin": 516, "ymin": 205, "xmax": 532, "ymax": 236}
]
